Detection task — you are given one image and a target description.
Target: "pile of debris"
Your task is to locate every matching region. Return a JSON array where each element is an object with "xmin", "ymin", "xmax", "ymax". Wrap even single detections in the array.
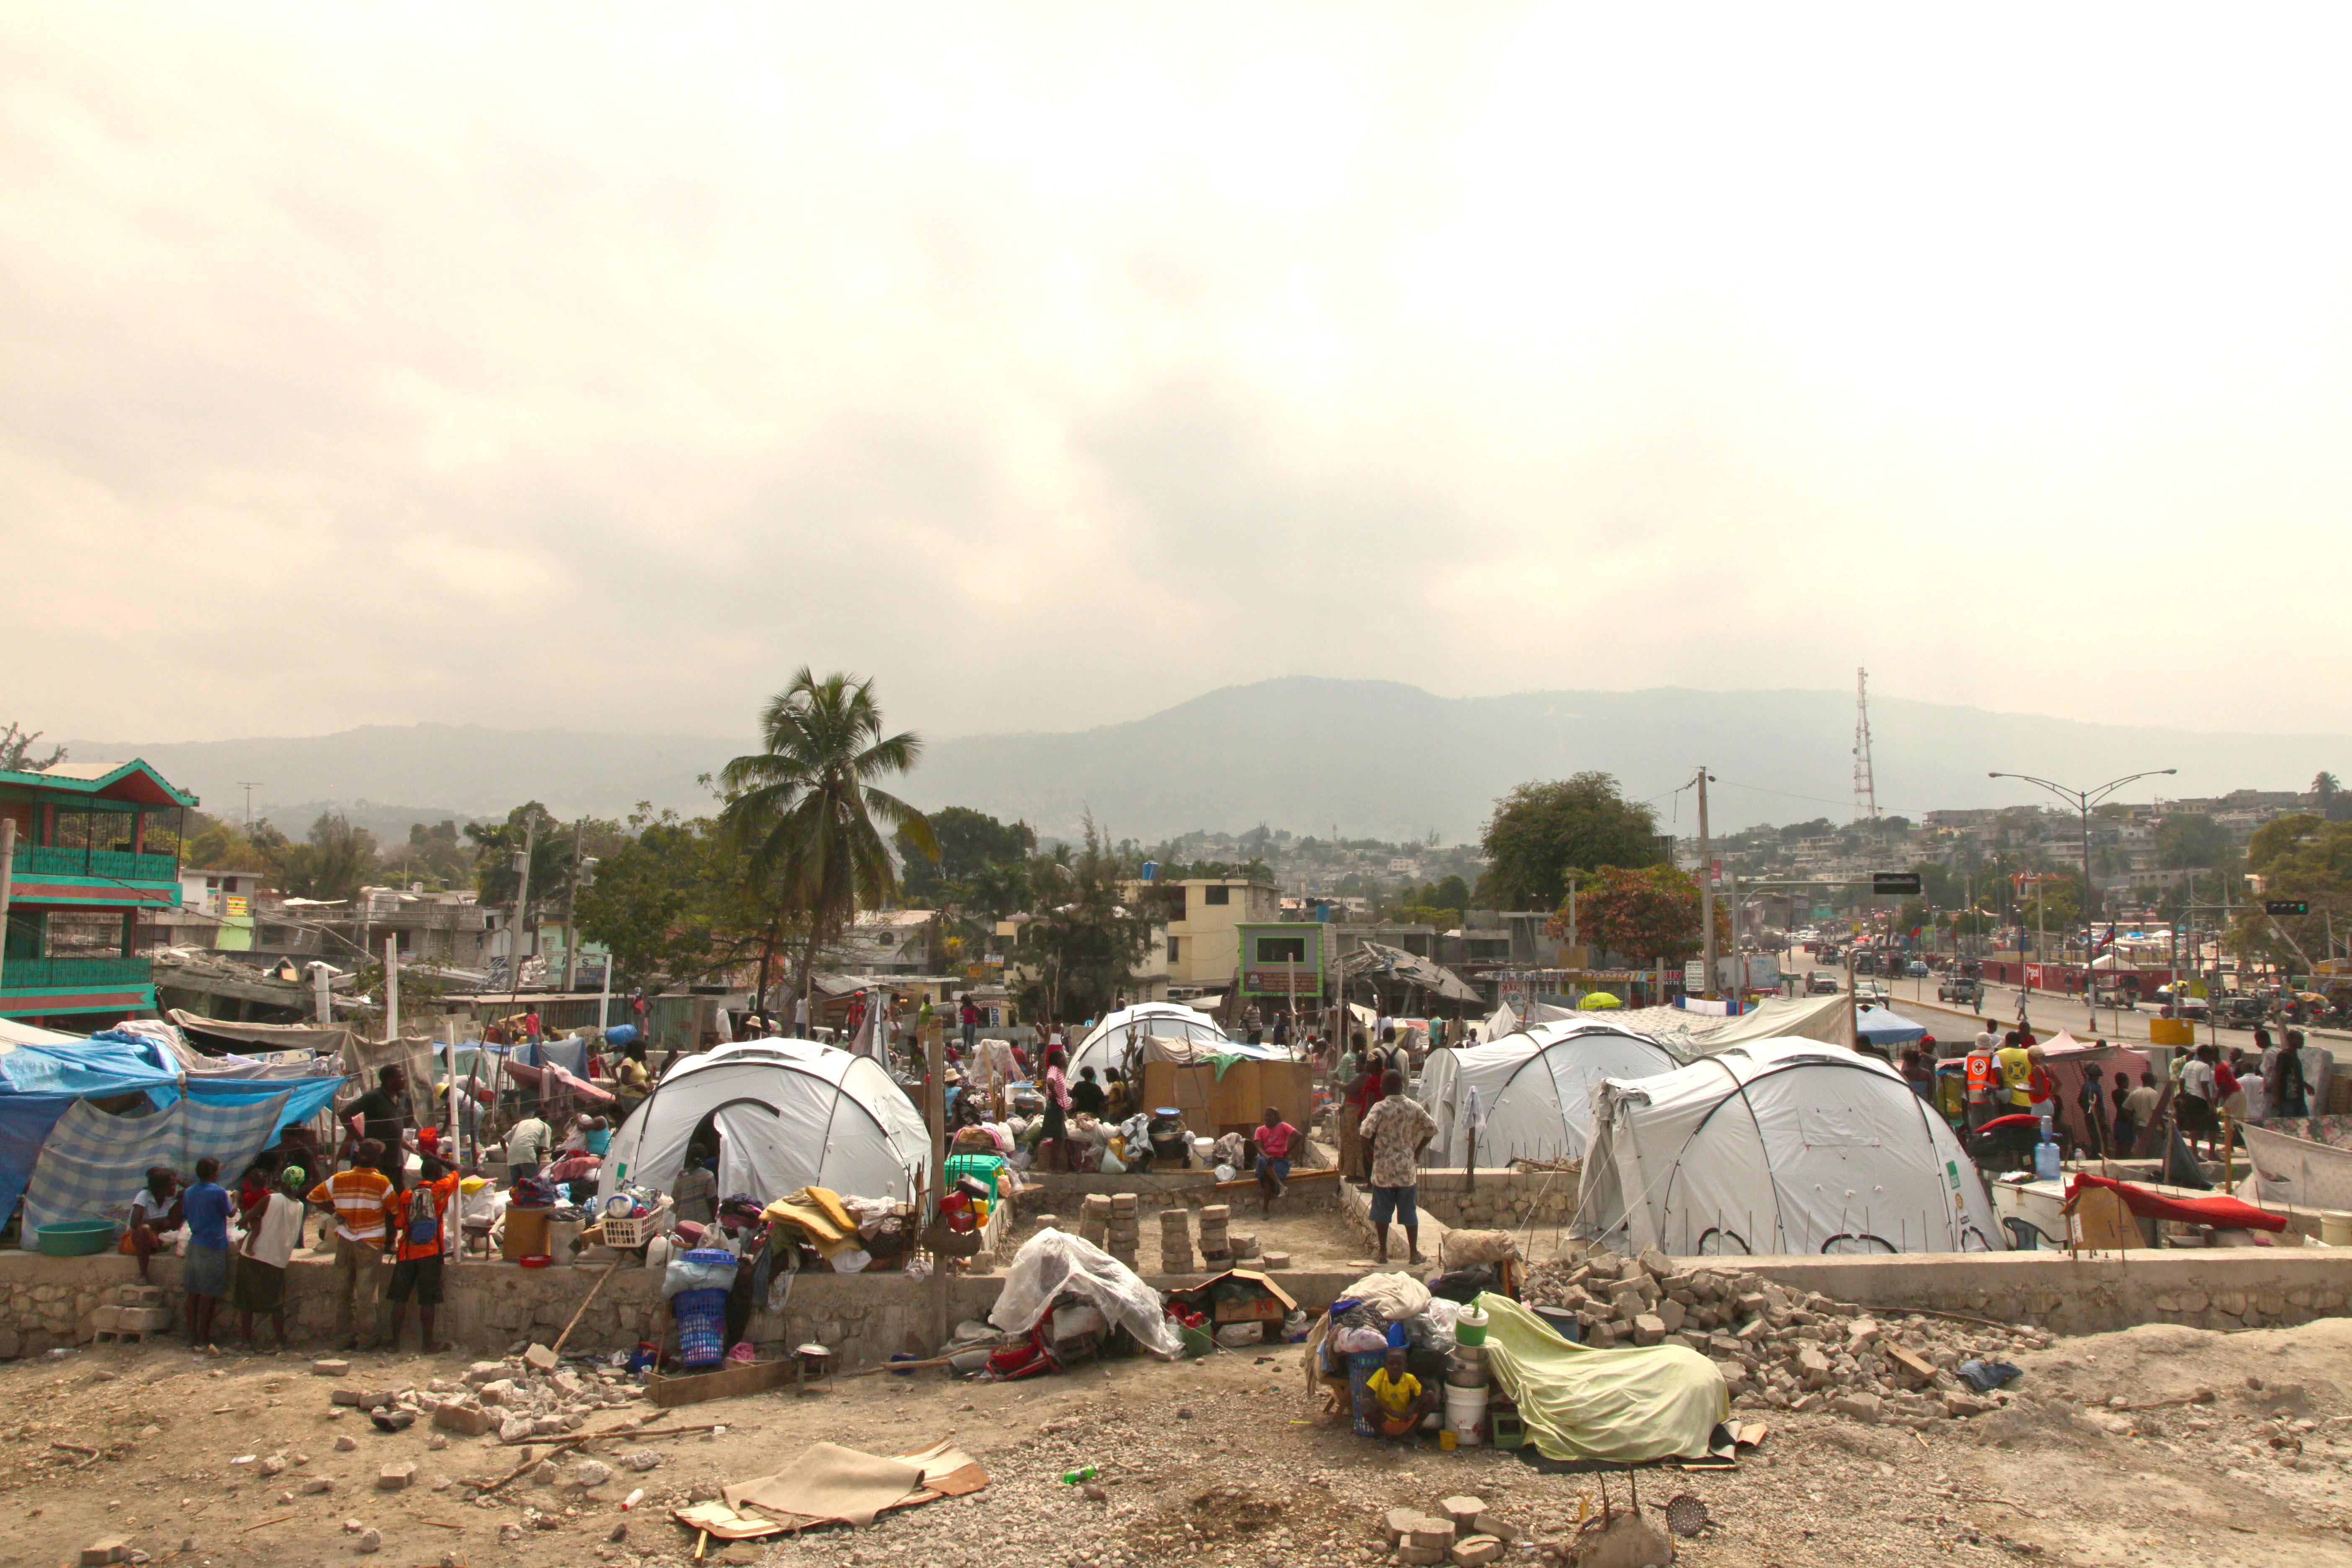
[
  {"xmin": 1382, "ymin": 1494, "xmax": 1521, "ymax": 1567},
  {"xmin": 1521, "ymin": 1247, "xmax": 2053, "ymax": 1426},
  {"xmin": 313, "ymin": 1350, "xmax": 649, "ymax": 1442}
]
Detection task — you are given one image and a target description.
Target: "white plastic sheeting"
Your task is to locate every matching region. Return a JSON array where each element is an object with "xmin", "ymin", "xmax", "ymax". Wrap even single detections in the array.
[
  {"xmin": 596, "ymin": 1039, "xmax": 929, "ymax": 1208},
  {"xmin": 1419, "ymin": 1021, "xmax": 1685, "ymax": 1166},
  {"xmin": 1576, "ymin": 1037, "xmax": 2003, "ymax": 1257},
  {"xmin": 1068, "ymin": 1003, "xmax": 1241, "ymax": 1080},
  {"xmin": 988, "ymin": 1228, "xmax": 1184, "ymax": 1357}
]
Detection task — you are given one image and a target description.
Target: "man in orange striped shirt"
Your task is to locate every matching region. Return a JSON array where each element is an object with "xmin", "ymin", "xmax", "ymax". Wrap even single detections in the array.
[{"xmin": 308, "ymin": 1140, "xmax": 394, "ymax": 1351}]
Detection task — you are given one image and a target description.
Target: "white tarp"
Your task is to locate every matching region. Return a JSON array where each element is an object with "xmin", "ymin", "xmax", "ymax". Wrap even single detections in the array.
[
  {"xmin": 2242, "ymin": 1123, "xmax": 2352, "ymax": 1215},
  {"xmin": 988, "ymin": 1228, "xmax": 1183, "ymax": 1358},
  {"xmin": 1419, "ymin": 1021, "xmax": 1685, "ymax": 1166},
  {"xmin": 596, "ymin": 1039, "xmax": 929, "ymax": 1207},
  {"xmin": 1068, "ymin": 1003, "xmax": 1235, "ymax": 1080},
  {"xmin": 1576, "ymin": 1037, "xmax": 2002, "ymax": 1257}
]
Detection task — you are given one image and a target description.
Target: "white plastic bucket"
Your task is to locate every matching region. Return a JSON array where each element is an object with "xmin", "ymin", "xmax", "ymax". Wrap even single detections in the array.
[
  {"xmin": 1444, "ymin": 1382, "xmax": 1488, "ymax": 1446},
  {"xmin": 2322, "ymin": 1213, "xmax": 2352, "ymax": 1247}
]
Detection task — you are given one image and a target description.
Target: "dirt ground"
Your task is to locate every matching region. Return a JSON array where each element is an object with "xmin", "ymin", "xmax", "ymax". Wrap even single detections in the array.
[{"xmin": 9, "ymin": 1315, "xmax": 2352, "ymax": 1568}]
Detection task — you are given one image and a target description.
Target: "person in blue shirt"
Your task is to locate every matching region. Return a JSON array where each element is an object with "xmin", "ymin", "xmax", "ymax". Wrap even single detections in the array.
[{"xmin": 179, "ymin": 1156, "xmax": 233, "ymax": 1347}]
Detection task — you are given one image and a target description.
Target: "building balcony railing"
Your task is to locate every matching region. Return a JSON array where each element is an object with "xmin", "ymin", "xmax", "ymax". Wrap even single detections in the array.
[
  {"xmin": 0, "ymin": 955, "xmax": 154, "ymax": 992},
  {"xmin": 10, "ymin": 843, "xmax": 180, "ymax": 885}
]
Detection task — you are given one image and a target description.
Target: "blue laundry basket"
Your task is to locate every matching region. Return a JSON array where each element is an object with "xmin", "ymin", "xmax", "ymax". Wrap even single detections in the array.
[{"xmin": 672, "ymin": 1287, "xmax": 731, "ymax": 1368}]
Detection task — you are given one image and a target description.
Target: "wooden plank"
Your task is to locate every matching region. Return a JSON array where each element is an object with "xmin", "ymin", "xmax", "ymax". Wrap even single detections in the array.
[{"xmin": 647, "ymin": 1359, "xmax": 799, "ymax": 1408}]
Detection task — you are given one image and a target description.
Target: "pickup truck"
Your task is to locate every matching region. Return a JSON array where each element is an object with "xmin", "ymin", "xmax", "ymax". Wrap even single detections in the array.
[{"xmin": 1938, "ymin": 975, "xmax": 1983, "ymax": 1006}]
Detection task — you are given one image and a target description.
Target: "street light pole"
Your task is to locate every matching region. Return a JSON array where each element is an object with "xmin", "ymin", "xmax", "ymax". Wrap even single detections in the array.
[{"xmin": 1988, "ymin": 768, "xmax": 2177, "ymax": 1033}]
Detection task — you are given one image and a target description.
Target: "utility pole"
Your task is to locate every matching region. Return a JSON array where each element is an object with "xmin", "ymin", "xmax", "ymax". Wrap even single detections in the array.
[
  {"xmin": 238, "ymin": 782, "xmax": 261, "ymax": 833},
  {"xmin": 384, "ymin": 934, "xmax": 400, "ymax": 1042},
  {"xmin": 506, "ymin": 816, "xmax": 537, "ymax": 1014},
  {"xmin": 563, "ymin": 818, "xmax": 585, "ymax": 993},
  {"xmin": 1696, "ymin": 767, "xmax": 1716, "ymax": 997}
]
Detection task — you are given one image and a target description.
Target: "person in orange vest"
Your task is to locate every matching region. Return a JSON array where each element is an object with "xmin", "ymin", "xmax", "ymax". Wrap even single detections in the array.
[{"xmin": 1964, "ymin": 1029, "xmax": 2000, "ymax": 1134}]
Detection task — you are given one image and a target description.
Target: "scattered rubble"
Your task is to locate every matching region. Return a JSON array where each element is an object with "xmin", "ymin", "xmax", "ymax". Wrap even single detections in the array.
[{"xmin": 1522, "ymin": 1249, "xmax": 2051, "ymax": 1426}]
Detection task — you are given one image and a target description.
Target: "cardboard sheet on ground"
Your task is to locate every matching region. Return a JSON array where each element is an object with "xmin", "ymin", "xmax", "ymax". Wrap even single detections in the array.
[
  {"xmin": 1473, "ymin": 1292, "xmax": 1728, "ymax": 1463},
  {"xmin": 691, "ymin": 1440, "xmax": 985, "ymax": 1536}
]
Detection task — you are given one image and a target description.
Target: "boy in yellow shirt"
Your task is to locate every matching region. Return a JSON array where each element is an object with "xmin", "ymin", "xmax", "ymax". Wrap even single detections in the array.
[{"xmin": 1366, "ymin": 1346, "xmax": 1436, "ymax": 1439}]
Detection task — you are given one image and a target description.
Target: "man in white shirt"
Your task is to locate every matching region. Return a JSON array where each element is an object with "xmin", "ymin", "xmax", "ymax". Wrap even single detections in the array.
[
  {"xmin": 505, "ymin": 1113, "xmax": 552, "ymax": 1185},
  {"xmin": 980, "ymin": 1037, "xmax": 1020, "ymax": 1119}
]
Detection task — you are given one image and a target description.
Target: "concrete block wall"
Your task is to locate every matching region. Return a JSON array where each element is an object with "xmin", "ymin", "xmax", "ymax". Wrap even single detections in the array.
[
  {"xmin": 1409, "ymin": 1168, "xmax": 1581, "ymax": 1231},
  {"xmin": 0, "ymin": 1250, "xmax": 1000, "ymax": 1369},
  {"xmin": 1734, "ymin": 1249, "xmax": 2352, "ymax": 1337}
]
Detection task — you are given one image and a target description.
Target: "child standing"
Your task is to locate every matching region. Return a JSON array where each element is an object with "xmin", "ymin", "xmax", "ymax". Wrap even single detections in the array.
[
  {"xmin": 179, "ymin": 1157, "xmax": 232, "ymax": 1347},
  {"xmin": 235, "ymin": 1168, "xmax": 305, "ymax": 1351}
]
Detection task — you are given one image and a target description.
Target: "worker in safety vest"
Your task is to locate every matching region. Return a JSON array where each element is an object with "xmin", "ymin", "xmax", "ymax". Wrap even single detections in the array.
[{"xmin": 1964, "ymin": 1031, "xmax": 2000, "ymax": 1134}]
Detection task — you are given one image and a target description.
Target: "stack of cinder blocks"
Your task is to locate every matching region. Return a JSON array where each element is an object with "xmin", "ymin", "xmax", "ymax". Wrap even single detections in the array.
[
  {"xmin": 1196, "ymin": 1203, "xmax": 1231, "ymax": 1265},
  {"xmin": 1158, "ymin": 1207, "xmax": 1194, "ymax": 1274},
  {"xmin": 1104, "ymin": 1193, "xmax": 1139, "ymax": 1268},
  {"xmin": 1078, "ymin": 1194, "xmax": 1112, "ymax": 1248},
  {"xmin": 90, "ymin": 1283, "xmax": 171, "ymax": 1343}
]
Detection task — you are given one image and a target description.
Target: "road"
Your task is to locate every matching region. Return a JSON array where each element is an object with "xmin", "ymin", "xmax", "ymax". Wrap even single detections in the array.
[{"xmin": 1773, "ymin": 948, "xmax": 2352, "ymax": 1052}]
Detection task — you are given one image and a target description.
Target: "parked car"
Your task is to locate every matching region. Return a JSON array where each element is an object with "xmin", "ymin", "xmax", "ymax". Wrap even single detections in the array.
[
  {"xmin": 1938, "ymin": 974, "xmax": 1984, "ymax": 1006},
  {"xmin": 1906, "ymin": 959, "xmax": 1930, "ymax": 977},
  {"xmin": 2092, "ymin": 985, "xmax": 2138, "ymax": 1011},
  {"xmin": 1854, "ymin": 979, "xmax": 1892, "ymax": 1003},
  {"xmin": 1808, "ymin": 970, "xmax": 1842, "ymax": 996}
]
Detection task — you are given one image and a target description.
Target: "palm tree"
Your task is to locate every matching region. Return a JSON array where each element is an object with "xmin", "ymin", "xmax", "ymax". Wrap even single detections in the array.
[{"xmin": 720, "ymin": 669, "xmax": 936, "ymax": 1014}]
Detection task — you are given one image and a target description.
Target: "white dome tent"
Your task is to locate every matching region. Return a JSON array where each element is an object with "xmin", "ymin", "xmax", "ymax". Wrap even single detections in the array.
[
  {"xmin": 1068, "ymin": 1003, "xmax": 1245, "ymax": 1081},
  {"xmin": 597, "ymin": 1039, "xmax": 929, "ymax": 1208},
  {"xmin": 1575, "ymin": 1038, "xmax": 2002, "ymax": 1257},
  {"xmin": 1419, "ymin": 1020, "xmax": 1685, "ymax": 1166}
]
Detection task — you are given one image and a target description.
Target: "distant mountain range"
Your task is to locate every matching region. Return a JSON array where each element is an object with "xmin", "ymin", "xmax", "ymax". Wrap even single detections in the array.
[{"xmin": 72, "ymin": 678, "xmax": 2351, "ymax": 843}]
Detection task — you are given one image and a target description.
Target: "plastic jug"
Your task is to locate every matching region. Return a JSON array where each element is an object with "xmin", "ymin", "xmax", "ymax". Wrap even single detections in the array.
[{"xmin": 2034, "ymin": 1140, "xmax": 2061, "ymax": 1182}]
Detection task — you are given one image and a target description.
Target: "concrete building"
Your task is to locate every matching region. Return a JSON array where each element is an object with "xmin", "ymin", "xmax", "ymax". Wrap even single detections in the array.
[
  {"xmin": 1145, "ymin": 877, "xmax": 1281, "ymax": 993},
  {"xmin": 0, "ymin": 758, "xmax": 198, "ymax": 1026}
]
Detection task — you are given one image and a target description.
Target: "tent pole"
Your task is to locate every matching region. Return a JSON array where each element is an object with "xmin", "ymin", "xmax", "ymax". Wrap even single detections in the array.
[{"xmin": 924, "ymin": 1025, "xmax": 947, "ymax": 1354}]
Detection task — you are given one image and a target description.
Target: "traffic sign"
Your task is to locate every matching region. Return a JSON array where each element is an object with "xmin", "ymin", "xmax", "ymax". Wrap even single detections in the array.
[
  {"xmin": 2266, "ymin": 900, "xmax": 2310, "ymax": 917},
  {"xmin": 1872, "ymin": 872, "xmax": 1923, "ymax": 896}
]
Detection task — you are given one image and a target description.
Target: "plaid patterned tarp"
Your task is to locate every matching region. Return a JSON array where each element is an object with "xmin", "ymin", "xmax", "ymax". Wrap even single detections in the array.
[{"xmin": 20, "ymin": 1089, "xmax": 291, "ymax": 1246}]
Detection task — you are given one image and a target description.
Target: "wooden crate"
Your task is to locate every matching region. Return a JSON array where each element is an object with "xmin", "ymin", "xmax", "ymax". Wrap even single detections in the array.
[{"xmin": 646, "ymin": 1357, "xmax": 800, "ymax": 1408}]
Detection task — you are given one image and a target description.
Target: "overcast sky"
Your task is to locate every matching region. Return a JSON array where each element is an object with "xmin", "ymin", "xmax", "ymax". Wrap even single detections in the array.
[{"xmin": 8, "ymin": 5, "xmax": 2350, "ymax": 746}]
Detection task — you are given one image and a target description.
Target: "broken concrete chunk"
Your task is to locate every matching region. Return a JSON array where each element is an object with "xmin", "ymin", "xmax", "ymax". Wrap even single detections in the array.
[
  {"xmin": 1450, "ymin": 1534, "xmax": 1504, "ymax": 1567},
  {"xmin": 1439, "ymin": 1497, "xmax": 1485, "ymax": 1528},
  {"xmin": 356, "ymin": 1527, "xmax": 382, "ymax": 1554},
  {"xmin": 1632, "ymin": 1314, "xmax": 1666, "ymax": 1346},
  {"xmin": 377, "ymin": 1463, "xmax": 416, "ymax": 1491},
  {"xmin": 80, "ymin": 1540, "xmax": 130, "ymax": 1567},
  {"xmin": 311, "ymin": 1359, "xmax": 350, "ymax": 1378}
]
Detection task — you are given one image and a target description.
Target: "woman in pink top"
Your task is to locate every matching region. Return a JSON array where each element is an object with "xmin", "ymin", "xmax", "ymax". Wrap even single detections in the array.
[
  {"xmin": 1040, "ymin": 1049, "xmax": 1072, "ymax": 1172},
  {"xmin": 1252, "ymin": 1106, "xmax": 1302, "ymax": 1215}
]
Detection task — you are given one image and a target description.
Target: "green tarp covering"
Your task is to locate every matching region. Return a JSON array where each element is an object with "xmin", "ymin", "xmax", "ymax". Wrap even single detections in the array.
[{"xmin": 1474, "ymin": 1292, "xmax": 1728, "ymax": 1462}]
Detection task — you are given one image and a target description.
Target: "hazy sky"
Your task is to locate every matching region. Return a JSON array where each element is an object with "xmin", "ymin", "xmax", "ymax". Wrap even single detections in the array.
[{"xmin": 9, "ymin": 5, "xmax": 2350, "ymax": 745}]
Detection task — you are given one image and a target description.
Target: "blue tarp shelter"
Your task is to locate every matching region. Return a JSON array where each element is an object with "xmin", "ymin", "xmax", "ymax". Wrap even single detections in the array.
[
  {"xmin": 1855, "ymin": 1006, "xmax": 1929, "ymax": 1047},
  {"xmin": 0, "ymin": 1029, "xmax": 343, "ymax": 1239}
]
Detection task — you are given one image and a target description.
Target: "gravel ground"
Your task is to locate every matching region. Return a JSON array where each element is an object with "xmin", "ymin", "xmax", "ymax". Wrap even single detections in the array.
[{"xmin": 9, "ymin": 1317, "xmax": 2352, "ymax": 1567}]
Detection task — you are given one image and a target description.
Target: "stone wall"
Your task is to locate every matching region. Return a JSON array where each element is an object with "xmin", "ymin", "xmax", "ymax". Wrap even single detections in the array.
[
  {"xmin": 0, "ymin": 1249, "xmax": 1011, "ymax": 1369},
  {"xmin": 1733, "ymin": 1248, "xmax": 2352, "ymax": 1337},
  {"xmin": 1408, "ymin": 1168, "xmax": 1580, "ymax": 1232}
]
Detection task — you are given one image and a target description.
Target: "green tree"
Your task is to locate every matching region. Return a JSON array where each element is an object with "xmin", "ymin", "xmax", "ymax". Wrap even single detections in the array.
[
  {"xmin": 268, "ymin": 812, "xmax": 380, "ymax": 902},
  {"xmin": 720, "ymin": 669, "xmax": 935, "ymax": 1005},
  {"xmin": 896, "ymin": 806, "xmax": 1037, "ymax": 903},
  {"xmin": 2313, "ymin": 772, "xmax": 2350, "ymax": 823},
  {"xmin": 575, "ymin": 806, "xmax": 778, "ymax": 990},
  {"xmin": 2155, "ymin": 813, "xmax": 2231, "ymax": 870},
  {"xmin": 174, "ymin": 810, "xmax": 272, "ymax": 872},
  {"xmin": 1479, "ymin": 773, "xmax": 1662, "ymax": 908},
  {"xmin": 0, "ymin": 723, "xmax": 64, "ymax": 774},
  {"xmin": 384, "ymin": 820, "xmax": 474, "ymax": 889},
  {"xmin": 1014, "ymin": 817, "xmax": 1153, "ymax": 1021},
  {"xmin": 1572, "ymin": 864, "xmax": 1723, "ymax": 966}
]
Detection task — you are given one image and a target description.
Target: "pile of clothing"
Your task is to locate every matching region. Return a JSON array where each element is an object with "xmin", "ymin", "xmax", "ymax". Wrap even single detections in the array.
[{"xmin": 760, "ymin": 1186, "xmax": 915, "ymax": 1274}]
